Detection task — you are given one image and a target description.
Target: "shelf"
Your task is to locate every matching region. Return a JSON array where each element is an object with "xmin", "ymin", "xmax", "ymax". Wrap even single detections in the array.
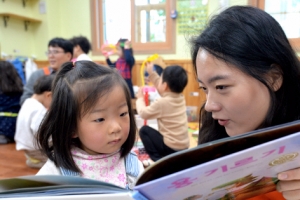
[{"xmin": 0, "ymin": 12, "xmax": 41, "ymax": 31}]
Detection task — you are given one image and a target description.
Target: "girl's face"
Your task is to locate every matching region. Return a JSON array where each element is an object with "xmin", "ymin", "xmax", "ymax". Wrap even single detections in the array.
[
  {"xmin": 196, "ymin": 49, "xmax": 271, "ymax": 136},
  {"xmin": 74, "ymin": 85, "xmax": 130, "ymax": 155},
  {"xmin": 116, "ymin": 45, "xmax": 123, "ymax": 58}
]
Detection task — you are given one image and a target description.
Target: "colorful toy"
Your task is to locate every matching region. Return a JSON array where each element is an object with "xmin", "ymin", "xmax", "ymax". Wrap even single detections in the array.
[
  {"xmin": 101, "ymin": 43, "xmax": 117, "ymax": 56},
  {"xmin": 140, "ymin": 54, "xmax": 163, "ymax": 125},
  {"xmin": 140, "ymin": 54, "xmax": 160, "ymax": 86}
]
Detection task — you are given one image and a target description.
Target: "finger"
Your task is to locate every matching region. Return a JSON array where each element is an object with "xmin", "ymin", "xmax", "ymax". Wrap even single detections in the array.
[
  {"xmin": 278, "ymin": 168, "xmax": 300, "ymax": 180},
  {"xmin": 281, "ymin": 189, "xmax": 300, "ymax": 200},
  {"xmin": 277, "ymin": 180, "xmax": 300, "ymax": 192}
]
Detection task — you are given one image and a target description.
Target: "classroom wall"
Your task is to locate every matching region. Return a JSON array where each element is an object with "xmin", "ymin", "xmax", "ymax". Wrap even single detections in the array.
[{"xmin": 0, "ymin": 0, "xmax": 249, "ymax": 61}]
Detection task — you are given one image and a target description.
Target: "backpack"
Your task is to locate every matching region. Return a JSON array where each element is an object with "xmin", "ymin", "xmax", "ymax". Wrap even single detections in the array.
[{"xmin": 43, "ymin": 67, "xmax": 51, "ymax": 75}]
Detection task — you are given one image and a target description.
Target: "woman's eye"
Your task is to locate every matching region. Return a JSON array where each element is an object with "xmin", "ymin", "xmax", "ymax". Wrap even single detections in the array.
[
  {"xmin": 216, "ymin": 85, "xmax": 227, "ymax": 90},
  {"xmin": 120, "ymin": 112, "xmax": 128, "ymax": 117},
  {"xmin": 95, "ymin": 118, "xmax": 105, "ymax": 122}
]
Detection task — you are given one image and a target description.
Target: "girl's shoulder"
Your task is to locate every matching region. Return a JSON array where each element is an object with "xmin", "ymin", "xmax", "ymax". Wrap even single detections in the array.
[
  {"xmin": 125, "ymin": 152, "xmax": 144, "ymax": 177},
  {"xmin": 36, "ymin": 159, "xmax": 61, "ymax": 176}
]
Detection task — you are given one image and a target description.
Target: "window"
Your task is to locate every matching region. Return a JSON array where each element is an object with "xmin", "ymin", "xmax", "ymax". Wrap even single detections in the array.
[
  {"xmin": 249, "ymin": 0, "xmax": 300, "ymax": 50},
  {"xmin": 90, "ymin": 0, "xmax": 176, "ymax": 55}
]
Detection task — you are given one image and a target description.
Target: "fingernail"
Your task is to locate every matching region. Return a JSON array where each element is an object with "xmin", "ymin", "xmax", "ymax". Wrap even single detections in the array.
[{"xmin": 278, "ymin": 173, "xmax": 288, "ymax": 180}]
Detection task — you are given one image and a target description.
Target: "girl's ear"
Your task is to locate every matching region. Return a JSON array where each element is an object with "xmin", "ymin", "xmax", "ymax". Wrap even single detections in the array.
[
  {"xmin": 267, "ymin": 64, "xmax": 283, "ymax": 91},
  {"xmin": 46, "ymin": 91, "xmax": 52, "ymax": 98}
]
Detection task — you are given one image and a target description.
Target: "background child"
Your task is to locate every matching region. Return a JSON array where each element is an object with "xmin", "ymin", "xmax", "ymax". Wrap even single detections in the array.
[
  {"xmin": 69, "ymin": 35, "xmax": 92, "ymax": 62},
  {"xmin": 36, "ymin": 61, "xmax": 143, "ymax": 189},
  {"xmin": 14, "ymin": 74, "xmax": 54, "ymax": 168},
  {"xmin": 0, "ymin": 61, "xmax": 23, "ymax": 144},
  {"xmin": 136, "ymin": 62, "xmax": 189, "ymax": 166},
  {"xmin": 104, "ymin": 38, "xmax": 135, "ymax": 99}
]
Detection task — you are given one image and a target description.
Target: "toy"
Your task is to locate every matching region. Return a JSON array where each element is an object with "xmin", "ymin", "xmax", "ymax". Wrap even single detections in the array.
[
  {"xmin": 140, "ymin": 54, "xmax": 160, "ymax": 86},
  {"xmin": 140, "ymin": 54, "xmax": 163, "ymax": 125},
  {"xmin": 101, "ymin": 43, "xmax": 117, "ymax": 56}
]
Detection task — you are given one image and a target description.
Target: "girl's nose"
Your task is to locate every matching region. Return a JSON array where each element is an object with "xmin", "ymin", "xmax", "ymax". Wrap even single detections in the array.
[
  {"xmin": 109, "ymin": 120, "xmax": 121, "ymax": 134},
  {"xmin": 204, "ymin": 93, "xmax": 221, "ymax": 112}
]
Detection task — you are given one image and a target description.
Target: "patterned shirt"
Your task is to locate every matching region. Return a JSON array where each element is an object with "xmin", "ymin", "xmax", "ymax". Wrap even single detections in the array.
[{"xmin": 115, "ymin": 58, "xmax": 131, "ymax": 79}]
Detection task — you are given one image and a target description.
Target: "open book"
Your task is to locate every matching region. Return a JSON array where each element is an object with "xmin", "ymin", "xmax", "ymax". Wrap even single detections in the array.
[{"xmin": 1, "ymin": 120, "xmax": 300, "ymax": 200}]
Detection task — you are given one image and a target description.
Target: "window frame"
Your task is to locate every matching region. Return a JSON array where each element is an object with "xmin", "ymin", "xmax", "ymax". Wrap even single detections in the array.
[
  {"xmin": 90, "ymin": 0, "xmax": 176, "ymax": 55},
  {"xmin": 248, "ymin": 0, "xmax": 300, "ymax": 50}
]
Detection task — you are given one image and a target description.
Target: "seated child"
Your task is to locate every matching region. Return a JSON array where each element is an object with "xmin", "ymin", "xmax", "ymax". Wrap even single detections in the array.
[
  {"xmin": 136, "ymin": 62, "xmax": 189, "ymax": 166},
  {"xmin": 14, "ymin": 74, "xmax": 54, "ymax": 168},
  {"xmin": 0, "ymin": 61, "xmax": 23, "ymax": 143},
  {"xmin": 36, "ymin": 61, "xmax": 144, "ymax": 189}
]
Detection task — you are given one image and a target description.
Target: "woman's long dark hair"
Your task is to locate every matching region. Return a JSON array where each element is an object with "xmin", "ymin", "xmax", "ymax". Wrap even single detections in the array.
[
  {"xmin": 190, "ymin": 6, "xmax": 300, "ymax": 144},
  {"xmin": 0, "ymin": 61, "xmax": 23, "ymax": 94},
  {"xmin": 37, "ymin": 61, "xmax": 137, "ymax": 173}
]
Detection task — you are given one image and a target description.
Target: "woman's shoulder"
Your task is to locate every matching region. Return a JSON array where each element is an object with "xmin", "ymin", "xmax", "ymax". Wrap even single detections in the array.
[{"xmin": 36, "ymin": 159, "xmax": 61, "ymax": 176}]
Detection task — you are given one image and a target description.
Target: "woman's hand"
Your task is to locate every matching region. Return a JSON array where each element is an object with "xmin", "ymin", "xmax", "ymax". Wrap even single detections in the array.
[
  {"xmin": 137, "ymin": 87, "xmax": 144, "ymax": 99},
  {"xmin": 277, "ymin": 168, "xmax": 300, "ymax": 199}
]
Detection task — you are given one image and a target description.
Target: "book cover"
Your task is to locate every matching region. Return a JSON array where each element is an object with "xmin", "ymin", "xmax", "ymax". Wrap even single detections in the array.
[{"xmin": 134, "ymin": 122, "xmax": 300, "ymax": 199}]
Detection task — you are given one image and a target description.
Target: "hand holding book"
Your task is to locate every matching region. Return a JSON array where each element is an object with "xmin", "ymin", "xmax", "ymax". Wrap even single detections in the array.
[{"xmin": 277, "ymin": 168, "xmax": 300, "ymax": 198}]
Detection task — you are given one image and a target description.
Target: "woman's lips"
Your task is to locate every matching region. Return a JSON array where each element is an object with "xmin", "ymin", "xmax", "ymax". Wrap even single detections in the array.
[{"xmin": 218, "ymin": 119, "xmax": 229, "ymax": 126}]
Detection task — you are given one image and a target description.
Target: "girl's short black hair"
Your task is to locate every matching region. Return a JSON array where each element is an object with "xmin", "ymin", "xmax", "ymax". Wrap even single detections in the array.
[
  {"xmin": 117, "ymin": 38, "xmax": 134, "ymax": 56},
  {"xmin": 37, "ymin": 61, "xmax": 137, "ymax": 173},
  {"xmin": 0, "ymin": 61, "xmax": 23, "ymax": 94},
  {"xmin": 190, "ymin": 6, "xmax": 300, "ymax": 144},
  {"xmin": 69, "ymin": 36, "xmax": 92, "ymax": 54},
  {"xmin": 33, "ymin": 74, "xmax": 55, "ymax": 94}
]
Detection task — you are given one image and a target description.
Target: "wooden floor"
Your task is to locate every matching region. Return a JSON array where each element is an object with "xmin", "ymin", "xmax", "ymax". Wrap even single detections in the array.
[{"xmin": 0, "ymin": 143, "xmax": 38, "ymax": 179}]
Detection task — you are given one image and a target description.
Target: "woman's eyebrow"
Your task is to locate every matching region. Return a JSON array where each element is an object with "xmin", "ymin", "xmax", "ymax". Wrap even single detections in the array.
[{"xmin": 198, "ymin": 75, "xmax": 229, "ymax": 84}]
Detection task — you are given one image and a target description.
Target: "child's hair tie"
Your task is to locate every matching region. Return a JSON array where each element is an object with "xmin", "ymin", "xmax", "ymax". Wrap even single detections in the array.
[{"xmin": 119, "ymin": 42, "xmax": 125, "ymax": 48}]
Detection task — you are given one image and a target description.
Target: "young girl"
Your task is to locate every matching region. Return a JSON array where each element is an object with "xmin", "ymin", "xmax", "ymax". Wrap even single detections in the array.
[
  {"xmin": 0, "ymin": 61, "xmax": 23, "ymax": 143},
  {"xmin": 104, "ymin": 39, "xmax": 135, "ymax": 99},
  {"xmin": 36, "ymin": 61, "xmax": 143, "ymax": 189},
  {"xmin": 190, "ymin": 6, "xmax": 300, "ymax": 200}
]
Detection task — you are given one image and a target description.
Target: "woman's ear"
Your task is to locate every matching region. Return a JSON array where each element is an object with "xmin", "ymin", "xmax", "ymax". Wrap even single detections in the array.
[
  {"xmin": 268, "ymin": 64, "xmax": 283, "ymax": 91},
  {"xmin": 72, "ymin": 132, "xmax": 78, "ymax": 138}
]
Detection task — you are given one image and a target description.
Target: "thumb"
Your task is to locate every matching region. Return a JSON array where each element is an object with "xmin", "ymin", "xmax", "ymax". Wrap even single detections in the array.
[{"xmin": 278, "ymin": 168, "xmax": 300, "ymax": 180}]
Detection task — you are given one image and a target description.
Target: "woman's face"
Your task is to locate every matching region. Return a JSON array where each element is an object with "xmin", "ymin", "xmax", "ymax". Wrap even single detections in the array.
[{"xmin": 196, "ymin": 49, "xmax": 271, "ymax": 136}]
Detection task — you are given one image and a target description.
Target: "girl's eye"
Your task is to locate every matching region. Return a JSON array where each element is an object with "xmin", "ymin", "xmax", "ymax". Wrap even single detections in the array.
[
  {"xmin": 120, "ymin": 112, "xmax": 128, "ymax": 117},
  {"xmin": 95, "ymin": 118, "xmax": 105, "ymax": 122},
  {"xmin": 216, "ymin": 85, "xmax": 227, "ymax": 90}
]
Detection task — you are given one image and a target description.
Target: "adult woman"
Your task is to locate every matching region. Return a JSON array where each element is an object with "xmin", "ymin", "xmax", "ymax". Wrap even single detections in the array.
[{"xmin": 190, "ymin": 6, "xmax": 300, "ymax": 200}]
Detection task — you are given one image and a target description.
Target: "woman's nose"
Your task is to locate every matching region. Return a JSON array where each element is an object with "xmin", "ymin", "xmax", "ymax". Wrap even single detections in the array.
[{"xmin": 204, "ymin": 93, "xmax": 221, "ymax": 112}]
